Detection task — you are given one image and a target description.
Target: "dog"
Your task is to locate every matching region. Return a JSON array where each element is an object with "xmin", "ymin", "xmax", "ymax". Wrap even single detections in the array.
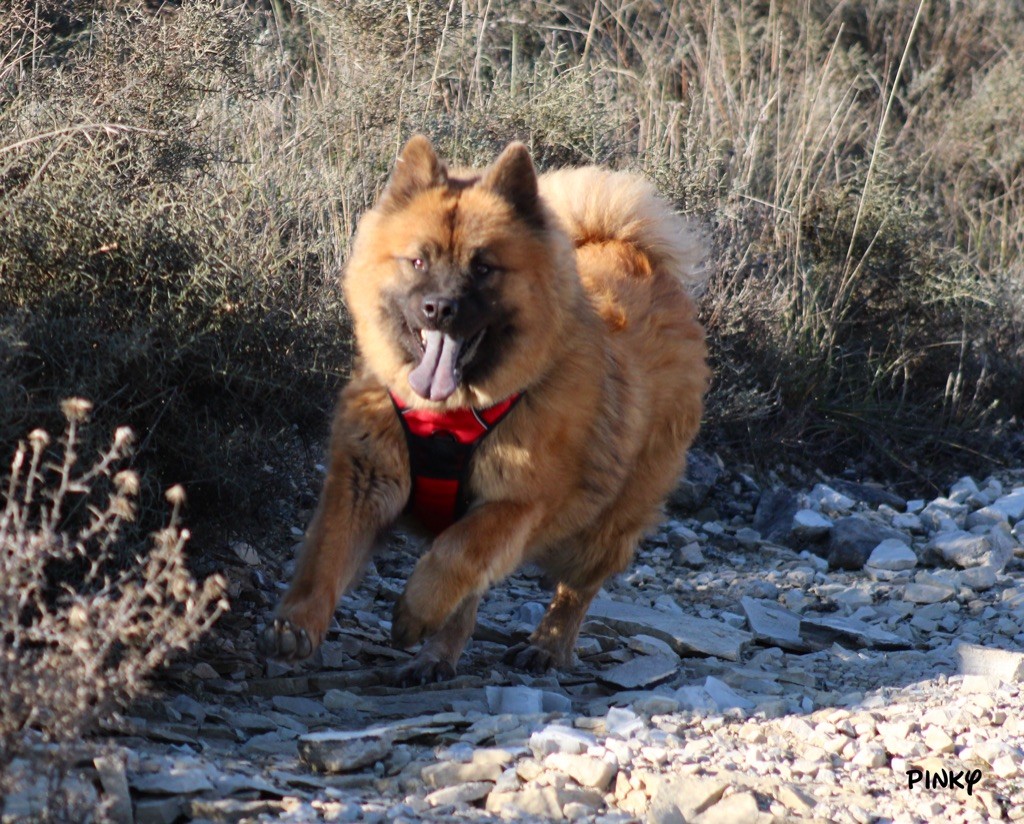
[{"xmin": 260, "ymin": 135, "xmax": 709, "ymax": 682}]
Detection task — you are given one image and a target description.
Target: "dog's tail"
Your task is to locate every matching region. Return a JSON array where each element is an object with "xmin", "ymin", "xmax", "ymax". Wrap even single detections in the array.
[{"xmin": 538, "ymin": 167, "xmax": 705, "ymax": 291}]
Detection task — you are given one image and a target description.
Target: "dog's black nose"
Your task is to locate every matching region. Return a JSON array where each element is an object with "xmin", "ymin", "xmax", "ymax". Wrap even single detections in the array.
[{"xmin": 421, "ymin": 294, "xmax": 458, "ymax": 327}]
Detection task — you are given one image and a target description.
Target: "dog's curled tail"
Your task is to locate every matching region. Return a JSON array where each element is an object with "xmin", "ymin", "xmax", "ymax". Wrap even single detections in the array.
[{"xmin": 538, "ymin": 167, "xmax": 705, "ymax": 291}]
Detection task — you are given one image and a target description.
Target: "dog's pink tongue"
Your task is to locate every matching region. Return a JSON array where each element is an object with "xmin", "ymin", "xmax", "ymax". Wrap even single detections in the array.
[{"xmin": 408, "ymin": 330, "xmax": 461, "ymax": 401}]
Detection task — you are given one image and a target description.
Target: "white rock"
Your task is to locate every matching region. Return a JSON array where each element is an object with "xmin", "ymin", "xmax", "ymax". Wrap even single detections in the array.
[
  {"xmin": 958, "ymin": 643, "xmax": 1024, "ymax": 682},
  {"xmin": 892, "ymin": 512, "xmax": 923, "ymax": 531},
  {"xmin": 544, "ymin": 753, "xmax": 617, "ymax": 790},
  {"xmin": 920, "ymin": 498, "xmax": 968, "ymax": 532},
  {"xmin": 422, "ymin": 759, "xmax": 503, "ymax": 787},
  {"xmin": 923, "ymin": 726, "xmax": 955, "ymax": 753},
  {"xmin": 949, "ymin": 476, "xmax": 980, "ymax": 503},
  {"xmin": 965, "ymin": 506, "xmax": 1008, "ymax": 530},
  {"xmin": 605, "ymin": 706, "xmax": 646, "ymax": 738},
  {"xmin": 674, "ymin": 685, "xmax": 718, "ymax": 713},
  {"xmin": 808, "ymin": 484, "xmax": 856, "ymax": 513},
  {"xmin": 990, "ymin": 490, "xmax": 1024, "ymax": 522},
  {"xmin": 865, "ymin": 539, "xmax": 918, "ymax": 571},
  {"xmin": 529, "ymin": 725, "xmax": 597, "ymax": 756},
  {"xmin": 851, "ymin": 744, "xmax": 887, "ymax": 769},
  {"xmin": 702, "ymin": 676, "xmax": 754, "ymax": 711},
  {"xmin": 698, "ymin": 791, "xmax": 762, "ymax": 824},
  {"xmin": 960, "ymin": 563, "xmax": 999, "ymax": 591},
  {"xmin": 790, "ymin": 507, "xmax": 831, "ymax": 540},
  {"xmin": 927, "ymin": 530, "xmax": 1003, "ymax": 569},
  {"xmin": 230, "ymin": 541, "xmax": 261, "ymax": 566}
]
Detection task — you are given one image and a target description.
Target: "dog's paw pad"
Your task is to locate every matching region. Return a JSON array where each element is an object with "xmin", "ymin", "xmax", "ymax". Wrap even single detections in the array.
[{"xmin": 258, "ymin": 617, "xmax": 313, "ymax": 662}]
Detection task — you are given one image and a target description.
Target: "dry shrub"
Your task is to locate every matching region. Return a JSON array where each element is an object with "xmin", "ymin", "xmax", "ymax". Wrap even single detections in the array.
[{"xmin": 0, "ymin": 400, "xmax": 227, "ymax": 802}]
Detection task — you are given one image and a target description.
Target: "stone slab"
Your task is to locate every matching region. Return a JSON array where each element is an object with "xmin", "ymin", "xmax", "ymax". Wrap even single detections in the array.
[{"xmin": 587, "ymin": 599, "xmax": 751, "ymax": 661}]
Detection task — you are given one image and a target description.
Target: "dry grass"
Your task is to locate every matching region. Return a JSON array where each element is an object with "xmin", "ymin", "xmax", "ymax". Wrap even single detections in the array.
[{"xmin": 1, "ymin": 0, "xmax": 1022, "ymax": 522}]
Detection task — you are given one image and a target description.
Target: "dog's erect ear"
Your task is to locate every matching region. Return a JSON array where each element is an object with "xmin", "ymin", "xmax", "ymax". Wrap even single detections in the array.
[
  {"xmin": 481, "ymin": 142, "xmax": 544, "ymax": 229},
  {"xmin": 382, "ymin": 135, "xmax": 447, "ymax": 208}
]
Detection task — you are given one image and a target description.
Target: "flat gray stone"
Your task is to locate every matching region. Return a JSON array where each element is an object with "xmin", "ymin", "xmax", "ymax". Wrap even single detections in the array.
[
  {"xmin": 135, "ymin": 797, "xmax": 185, "ymax": 824},
  {"xmin": 272, "ymin": 695, "xmax": 326, "ymax": 716},
  {"xmin": 129, "ymin": 766, "xmax": 215, "ymax": 795},
  {"xmin": 299, "ymin": 712, "xmax": 468, "ymax": 774},
  {"xmin": 799, "ymin": 614, "xmax": 911, "ymax": 650},
  {"xmin": 902, "ymin": 582, "xmax": 955, "ymax": 604},
  {"xmin": 740, "ymin": 597, "xmax": 813, "ymax": 652},
  {"xmin": 188, "ymin": 800, "xmax": 290, "ymax": 821},
  {"xmin": 485, "ymin": 685, "xmax": 570, "ymax": 715},
  {"xmin": 587, "ymin": 599, "xmax": 751, "ymax": 661},
  {"xmin": 957, "ymin": 643, "xmax": 1024, "ymax": 682},
  {"xmin": 596, "ymin": 653, "xmax": 680, "ymax": 690},
  {"xmin": 298, "ymin": 730, "xmax": 392, "ymax": 773}
]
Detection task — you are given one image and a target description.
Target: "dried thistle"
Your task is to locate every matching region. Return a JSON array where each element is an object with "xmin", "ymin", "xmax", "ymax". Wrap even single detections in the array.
[{"xmin": 59, "ymin": 398, "xmax": 92, "ymax": 424}]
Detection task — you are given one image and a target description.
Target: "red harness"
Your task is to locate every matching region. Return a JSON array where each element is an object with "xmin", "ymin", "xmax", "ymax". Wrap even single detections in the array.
[{"xmin": 389, "ymin": 390, "xmax": 522, "ymax": 534}]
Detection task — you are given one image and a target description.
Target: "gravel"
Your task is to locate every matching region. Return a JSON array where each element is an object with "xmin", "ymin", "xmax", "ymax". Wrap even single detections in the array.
[{"xmin": 6, "ymin": 461, "xmax": 1024, "ymax": 823}]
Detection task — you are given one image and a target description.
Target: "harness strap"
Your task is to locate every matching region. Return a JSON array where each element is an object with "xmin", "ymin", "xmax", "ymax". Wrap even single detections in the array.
[{"xmin": 389, "ymin": 390, "xmax": 522, "ymax": 534}]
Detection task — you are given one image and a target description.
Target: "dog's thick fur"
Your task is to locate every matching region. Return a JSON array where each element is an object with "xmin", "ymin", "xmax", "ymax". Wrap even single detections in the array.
[{"xmin": 261, "ymin": 136, "xmax": 709, "ymax": 680}]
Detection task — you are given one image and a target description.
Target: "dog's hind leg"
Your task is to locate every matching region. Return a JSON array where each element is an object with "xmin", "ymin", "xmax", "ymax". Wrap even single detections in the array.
[{"xmin": 393, "ymin": 594, "xmax": 480, "ymax": 686}]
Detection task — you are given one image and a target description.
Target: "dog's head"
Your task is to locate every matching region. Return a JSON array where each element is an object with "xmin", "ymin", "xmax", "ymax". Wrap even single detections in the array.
[{"xmin": 344, "ymin": 136, "xmax": 580, "ymax": 408}]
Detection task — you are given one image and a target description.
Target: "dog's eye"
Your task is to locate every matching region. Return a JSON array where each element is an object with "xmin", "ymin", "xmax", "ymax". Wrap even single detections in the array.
[
  {"xmin": 411, "ymin": 258, "xmax": 427, "ymax": 271},
  {"xmin": 472, "ymin": 261, "xmax": 493, "ymax": 278}
]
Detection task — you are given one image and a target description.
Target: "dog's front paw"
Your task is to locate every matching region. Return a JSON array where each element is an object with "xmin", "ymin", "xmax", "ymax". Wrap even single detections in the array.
[
  {"xmin": 258, "ymin": 616, "xmax": 315, "ymax": 662},
  {"xmin": 504, "ymin": 641, "xmax": 557, "ymax": 673},
  {"xmin": 392, "ymin": 652, "xmax": 456, "ymax": 687}
]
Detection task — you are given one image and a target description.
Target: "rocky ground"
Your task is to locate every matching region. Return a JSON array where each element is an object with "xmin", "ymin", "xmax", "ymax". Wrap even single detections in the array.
[{"xmin": 4, "ymin": 459, "xmax": 1024, "ymax": 823}]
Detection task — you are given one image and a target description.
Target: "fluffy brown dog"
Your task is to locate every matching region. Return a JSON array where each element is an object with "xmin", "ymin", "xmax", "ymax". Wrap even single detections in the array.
[{"xmin": 260, "ymin": 136, "xmax": 708, "ymax": 682}]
